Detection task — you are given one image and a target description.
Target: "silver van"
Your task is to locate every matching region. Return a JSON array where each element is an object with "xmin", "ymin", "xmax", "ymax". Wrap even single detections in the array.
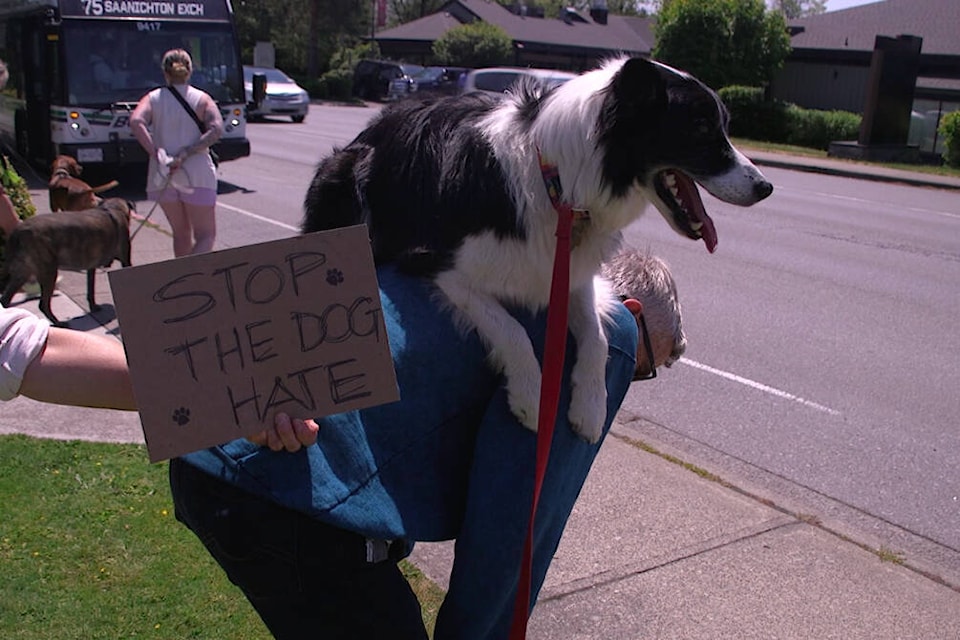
[{"xmin": 461, "ymin": 67, "xmax": 578, "ymax": 95}]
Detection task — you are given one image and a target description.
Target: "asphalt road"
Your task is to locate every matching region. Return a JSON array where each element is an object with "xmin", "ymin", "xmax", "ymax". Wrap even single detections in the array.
[
  {"xmin": 616, "ymin": 166, "xmax": 960, "ymax": 561},
  {"xmin": 177, "ymin": 104, "xmax": 960, "ymax": 561}
]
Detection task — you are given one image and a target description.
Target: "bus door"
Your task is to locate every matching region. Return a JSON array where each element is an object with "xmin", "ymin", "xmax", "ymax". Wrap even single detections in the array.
[{"xmin": 19, "ymin": 15, "xmax": 57, "ymax": 167}]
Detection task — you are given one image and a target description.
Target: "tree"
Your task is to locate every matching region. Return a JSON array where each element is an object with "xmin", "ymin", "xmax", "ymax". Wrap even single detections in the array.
[
  {"xmin": 770, "ymin": 0, "xmax": 826, "ymax": 18},
  {"xmin": 388, "ymin": 0, "xmax": 447, "ymax": 24},
  {"xmin": 234, "ymin": 0, "xmax": 370, "ymax": 76},
  {"xmin": 433, "ymin": 22, "xmax": 514, "ymax": 68},
  {"xmin": 609, "ymin": 0, "xmax": 657, "ymax": 16},
  {"xmin": 653, "ymin": 0, "xmax": 791, "ymax": 90},
  {"xmin": 528, "ymin": 0, "xmax": 656, "ymax": 19}
]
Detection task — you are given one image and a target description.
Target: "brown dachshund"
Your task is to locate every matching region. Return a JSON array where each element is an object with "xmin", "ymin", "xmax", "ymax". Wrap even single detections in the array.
[{"xmin": 48, "ymin": 155, "xmax": 119, "ymax": 212}]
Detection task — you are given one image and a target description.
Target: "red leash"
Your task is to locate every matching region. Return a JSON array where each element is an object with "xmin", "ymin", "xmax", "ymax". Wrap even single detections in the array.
[{"xmin": 508, "ymin": 152, "xmax": 574, "ymax": 639}]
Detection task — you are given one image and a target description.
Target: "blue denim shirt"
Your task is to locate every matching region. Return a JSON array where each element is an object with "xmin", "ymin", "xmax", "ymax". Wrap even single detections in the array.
[{"xmin": 181, "ymin": 265, "xmax": 638, "ymax": 638}]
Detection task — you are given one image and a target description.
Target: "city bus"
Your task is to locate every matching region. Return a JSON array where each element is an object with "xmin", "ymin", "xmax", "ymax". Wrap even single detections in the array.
[{"xmin": 0, "ymin": 0, "xmax": 250, "ymax": 170}]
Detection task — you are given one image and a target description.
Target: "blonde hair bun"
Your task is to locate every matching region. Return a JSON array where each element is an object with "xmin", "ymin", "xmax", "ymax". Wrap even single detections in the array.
[{"xmin": 162, "ymin": 49, "xmax": 193, "ymax": 83}]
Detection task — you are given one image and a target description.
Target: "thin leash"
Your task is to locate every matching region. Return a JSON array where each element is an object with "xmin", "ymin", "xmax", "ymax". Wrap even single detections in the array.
[
  {"xmin": 129, "ymin": 169, "xmax": 174, "ymax": 241},
  {"xmin": 508, "ymin": 149, "xmax": 576, "ymax": 640}
]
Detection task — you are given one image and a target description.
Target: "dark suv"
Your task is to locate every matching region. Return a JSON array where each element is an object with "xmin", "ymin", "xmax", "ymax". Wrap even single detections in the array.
[
  {"xmin": 387, "ymin": 66, "xmax": 469, "ymax": 101},
  {"xmin": 352, "ymin": 60, "xmax": 424, "ymax": 101}
]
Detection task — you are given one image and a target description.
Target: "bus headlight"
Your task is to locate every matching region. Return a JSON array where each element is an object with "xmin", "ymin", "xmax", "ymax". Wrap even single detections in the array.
[{"xmin": 68, "ymin": 112, "xmax": 90, "ymax": 138}]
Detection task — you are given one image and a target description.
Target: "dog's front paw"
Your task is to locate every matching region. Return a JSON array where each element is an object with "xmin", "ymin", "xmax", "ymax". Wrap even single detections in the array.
[
  {"xmin": 568, "ymin": 383, "xmax": 607, "ymax": 444},
  {"xmin": 506, "ymin": 375, "xmax": 541, "ymax": 432}
]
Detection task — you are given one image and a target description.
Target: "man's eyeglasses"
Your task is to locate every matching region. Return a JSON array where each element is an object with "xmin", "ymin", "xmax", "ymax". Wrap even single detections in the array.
[{"xmin": 634, "ymin": 312, "xmax": 657, "ymax": 381}]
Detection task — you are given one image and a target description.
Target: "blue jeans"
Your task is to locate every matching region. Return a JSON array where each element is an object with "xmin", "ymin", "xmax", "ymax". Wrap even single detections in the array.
[
  {"xmin": 433, "ymin": 314, "xmax": 636, "ymax": 639},
  {"xmin": 169, "ymin": 458, "xmax": 428, "ymax": 640}
]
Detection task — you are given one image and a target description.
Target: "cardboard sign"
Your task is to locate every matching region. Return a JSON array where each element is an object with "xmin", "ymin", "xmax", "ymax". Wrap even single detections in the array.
[{"xmin": 109, "ymin": 226, "xmax": 398, "ymax": 462}]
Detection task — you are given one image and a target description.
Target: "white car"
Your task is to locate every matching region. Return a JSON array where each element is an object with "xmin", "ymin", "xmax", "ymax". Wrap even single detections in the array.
[
  {"xmin": 244, "ymin": 66, "xmax": 309, "ymax": 123},
  {"xmin": 461, "ymin": 67, "xmax": 578, "ymax": 95}
]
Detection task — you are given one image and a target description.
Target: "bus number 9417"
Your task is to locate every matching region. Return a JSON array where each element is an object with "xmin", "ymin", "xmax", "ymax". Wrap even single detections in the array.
[{"xmin": 138, "ymin": 22, "xmax": 163, "ymax": 31}]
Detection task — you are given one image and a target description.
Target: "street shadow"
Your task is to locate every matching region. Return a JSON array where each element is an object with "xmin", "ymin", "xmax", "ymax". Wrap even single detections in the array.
[
  {"xmin": 66, "ymin": 303, "xmax": 118, "ymax": 331},
  {"xmin": 217, "ymin": 180, "xmax": 256, "ymax": 195},
  {"xmin": 0, "ymin": 291, "xmax": 115, "ymax": 334},
  {"xmin": 248, "ymin": 116, "xmax": 303, "ymax": 125}
]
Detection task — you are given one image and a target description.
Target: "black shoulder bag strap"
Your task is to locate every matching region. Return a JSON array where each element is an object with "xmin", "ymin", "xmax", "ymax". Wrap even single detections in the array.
[
  {"xmin": 167, "ymin": 84, "xmax": 206, "ymax": 133},
  {"xmin": 166, "ymin": 85, "xmax": 219, "ymax": 165}
]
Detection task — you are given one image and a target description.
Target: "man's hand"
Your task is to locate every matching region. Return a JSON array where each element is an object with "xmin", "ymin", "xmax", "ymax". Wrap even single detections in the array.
[{"xmin": 247, "ymin": 413, "xmax": 320, "ymax": 452}]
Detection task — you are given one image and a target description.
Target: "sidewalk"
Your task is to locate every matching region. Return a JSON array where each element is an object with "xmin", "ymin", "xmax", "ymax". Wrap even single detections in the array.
[
  {"xmin": 747, "ymin": 148, "xmax": 960, "ymax": 191},
  {"xmin": 3, "ymin": 156, "xmax": 959, "ymax": 639}
]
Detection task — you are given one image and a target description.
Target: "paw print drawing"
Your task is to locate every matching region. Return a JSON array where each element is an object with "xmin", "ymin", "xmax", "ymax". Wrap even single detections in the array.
[
  {"xmin": 172, "ymin": 407, "xmax": 191, "ymax": 426},
  {"xmin": 326, "ymin": 268, "xmax": 344, "ymax": 286}
]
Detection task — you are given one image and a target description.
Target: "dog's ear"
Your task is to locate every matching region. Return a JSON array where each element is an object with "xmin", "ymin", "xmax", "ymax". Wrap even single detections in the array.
[
  {"xmin": 598, "ymin": 58, "xmax": 670, "ymax": 195},
  {"xmin": 611, "ymin": 58, "xmax": 667, "ymax": 113}
]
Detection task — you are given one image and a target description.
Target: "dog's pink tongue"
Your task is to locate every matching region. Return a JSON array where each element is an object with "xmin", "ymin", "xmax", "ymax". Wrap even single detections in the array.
[
  {"xmin": 675, "ymin": 171, "xmax": 717, "ymax": 253},
  {"xmin": 701, "ymin": 212, "xmax": 717, "ymax": 254}
]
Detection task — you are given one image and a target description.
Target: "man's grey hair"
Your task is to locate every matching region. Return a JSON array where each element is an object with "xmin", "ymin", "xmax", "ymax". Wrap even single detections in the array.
[{"xmin": 600, "ymin": 250, "xmax": 686, "ymax": 367}]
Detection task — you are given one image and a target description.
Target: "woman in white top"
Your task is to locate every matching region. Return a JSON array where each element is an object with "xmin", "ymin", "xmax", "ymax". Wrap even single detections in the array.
[{"xmin": 130, "ymin": 49, "xmax": 223, "ymax": 257}]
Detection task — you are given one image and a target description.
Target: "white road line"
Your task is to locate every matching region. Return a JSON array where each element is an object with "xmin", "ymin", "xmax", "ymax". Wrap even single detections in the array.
[
  {"xmin": 679, "ymin": 357, "xmax": 841, "ymax": 416},
  {"xmin": 217, "ymin": 201, "xmax": 299, "ymax": 232}
]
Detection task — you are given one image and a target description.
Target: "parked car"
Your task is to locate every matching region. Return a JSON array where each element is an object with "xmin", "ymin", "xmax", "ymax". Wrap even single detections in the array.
[
  {"xmin": 461, "ymin": 67, "xmax": 578, "ymax": 95},
  {"xmin": 244, "ymin": 66, "xmax": 309, "ymax": 123},
  {"xmin": 387, "ymin": 66, "xmax": 469, "ymax": 101},
  {"xmin": 352, "ymin": 60, "xmax": 424, "ymax": 102}
]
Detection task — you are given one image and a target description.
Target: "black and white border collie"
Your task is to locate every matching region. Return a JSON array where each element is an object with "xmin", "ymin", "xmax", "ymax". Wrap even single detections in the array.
[{"xmin": 303, "ymin": 56, "xmax": 773, "ymax": 443}]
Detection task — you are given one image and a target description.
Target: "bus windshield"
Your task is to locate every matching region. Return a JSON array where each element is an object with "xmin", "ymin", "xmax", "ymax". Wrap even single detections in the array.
[{"xmin": 61, "ymin": 20, "xmax": 242, "ymax": 106}]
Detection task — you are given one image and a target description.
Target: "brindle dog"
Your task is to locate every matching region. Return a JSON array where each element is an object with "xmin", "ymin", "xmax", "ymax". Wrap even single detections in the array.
[{"xmin": 0, "ymin": 198, "xmax": 134, "ymax": 326}]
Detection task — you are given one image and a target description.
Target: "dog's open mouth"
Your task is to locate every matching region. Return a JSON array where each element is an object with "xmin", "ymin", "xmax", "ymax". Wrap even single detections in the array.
[{"xmin": 654, "ymin": 169, "xmax": 717, "ymax": 253}]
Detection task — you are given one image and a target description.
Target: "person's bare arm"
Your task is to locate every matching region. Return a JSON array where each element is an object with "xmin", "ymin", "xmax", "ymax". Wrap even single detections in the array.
[
  {"xmin": 199, "ymin": 93, "xmax": 224, "ymax": 144},
  {"xmin": 129, "ymin": 94, "xmax": 156, "ymax": 157},
  {"xmin": 19, "ymin": 322, "xmax": 316, "ymax": 449},
  {"xmin": 18, "ymin": 329, "xmax": 136, "ymax": 410},
  {"xmin": 176, "ymin": 93, "xmax": 223, "ymax": 163},
  {"xmin": 0, "ymin": 189, "xmax": 20, "ymax": 237}
]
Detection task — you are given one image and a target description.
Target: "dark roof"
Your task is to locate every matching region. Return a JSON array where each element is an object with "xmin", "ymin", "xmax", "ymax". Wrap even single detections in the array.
[
  {"xmin": 373, "ymin": 9, "xmax": 464, "ymax": 41},
  {"xmin": 787, "ymin": 0, "xmax": 959, "ymax": 56},
  {"xmin": 374, "ymin": 0, "xmax": 652, "ymax": 55},
  {"xmin": 621, "ymin": 15, "xmax": 656, "ymax": 49}
]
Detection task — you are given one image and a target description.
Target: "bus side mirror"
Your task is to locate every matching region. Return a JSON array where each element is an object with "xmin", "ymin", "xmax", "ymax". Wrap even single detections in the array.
[{"xmin": 252, "ymin": 73, "xmax": 267, "ymax": 106}]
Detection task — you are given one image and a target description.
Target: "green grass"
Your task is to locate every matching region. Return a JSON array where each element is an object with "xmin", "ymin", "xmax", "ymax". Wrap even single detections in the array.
[{"xmin": 0, "ymin": 434, "xmax": 444, "ymax": 639}]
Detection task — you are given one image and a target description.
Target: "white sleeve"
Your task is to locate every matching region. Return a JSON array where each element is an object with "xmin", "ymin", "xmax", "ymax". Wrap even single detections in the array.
[{"xmin": 0, "ymin": 308, "xmax": 49, "ymax": 400}]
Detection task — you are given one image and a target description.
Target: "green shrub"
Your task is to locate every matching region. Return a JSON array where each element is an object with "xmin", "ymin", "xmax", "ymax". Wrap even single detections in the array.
[
  {"xmin": 315, "ymin": 68, "xmax": 354, "ymax": 101},
  {"xmin": 718, "ymin": 85, "xmax": 765, "ymax": 112},
  {"xmin": 1, "ymin": 155, "xmax": 35, "ymax": 222},
  {"xmin": 432, "ymin": 22, "xmax": 512, "ymax": 67},
  {"xmin": 718, "ymin": 85, "xmax": 860, "ymax": 150},
  {"xmin": 718, "ymin": 85, "xmax": 790, "ymax": 141},
  {"xmin": 785, "ymin": 107, "xmax": 861, "ymax": 150},
  {"xmin": 293, "ymin": 74, "xmax": 323, "ymax": 98},
  {"xmin": 329, "ymin": 41, "xmax": 380, "ymax": 73},
  {"xmin": 0, "ymin": 155, "xmax": 35, "ymax": 267},
  {"xmin": 940, "ymin": 110, "xmax": 960, "ymax": 167},
  {"xmin": 289, "ymin": 66, "xmax": 357, "ymax": 102}
]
